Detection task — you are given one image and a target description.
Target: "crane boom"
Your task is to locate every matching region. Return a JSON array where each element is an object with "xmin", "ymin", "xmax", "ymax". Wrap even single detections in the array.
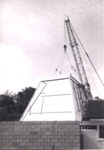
[{"xmin": 65, "ymin": 16, "xmax": 92, "ymax": 98}]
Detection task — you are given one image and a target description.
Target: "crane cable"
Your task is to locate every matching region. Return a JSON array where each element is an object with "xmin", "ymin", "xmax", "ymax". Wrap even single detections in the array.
[
  {"xmin": 64, "ymin": 21, "xmax": 77, "ymax": 74},
  {"xmin": 55, "ymin": 22, "xmax": 76, "ymax": 75},
  {"xmin": 70, "ymin": 24, "xmax": 101, "ymax": 96},
  {"xmin": 60, "ymin": 47, "xmax": 77, "ymax": 74},
  {"xmin": 65, "ymin": 51, "xmax": 77, "ymax": 74},
  {"xmin": 64, "ymin": 20, "xmax": 67, "ymax": 46},
  {"xmin": 70, "ymin": 22, "xmax": 104, "ymax": 88},
  {"xmin": 59, "ymin": 50, "xmax": 66, "ymax": 74},
  {"xmin": 70, "ymin": 22, "xmax": 102, "ymax": 96},
  {"xmin": 54, "ymin": 51, "xmax": 65, "ymax": 75},
  {"xmin": 77, "ymin": 41, "xmax": 101, "ymax": 97},
  {"xmin": 54, "ymin": 46, "xmax": 77, "ymax": 75},
  {"xmin": 81, "ymin": 46, "xmax": 101, "ymax": 97}
]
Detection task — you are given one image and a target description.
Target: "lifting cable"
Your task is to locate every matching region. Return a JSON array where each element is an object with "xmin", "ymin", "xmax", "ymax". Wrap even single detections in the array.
[
  {"xmin": 64, "ymin": 48, "xmax": 77, "ymax": 74},
  {"xmin": 54, "ymin": 51, "xmax": 65, "ymax": 75},
  {"xmin": 75, "ymin": 37, "xmax": 101, "ymax": 96},
  {"xmin": 55, "ymin": 21, "xmax": 68, "ymax": 75},
  {"xmin": 63, "ymin": 21, "xmax": 77, "ymax": 75},
  {"xmin": 54, "ymin": 45, "xmax": 77, "ymax": 75},
  {"xmin": 59, "ymin": 51, "xmax": 65, "ymax": 74},
  {"xmin": 70, "ymin": 22, "xmax": 104, "ymax": 88},
  {"xmin": 85, "ymin": 53, "xmax": 104, "ymax": 87},
  {"xmin": 65, "ymin": 50, "xmax": 77, "ymax": 74},
  {"xmin": 64, "ymin": 21, "xmax": 67, "ymax": 46},
  {"xmin": 80, "ymin": 46, "xmax": 101, "ymax": 97}
]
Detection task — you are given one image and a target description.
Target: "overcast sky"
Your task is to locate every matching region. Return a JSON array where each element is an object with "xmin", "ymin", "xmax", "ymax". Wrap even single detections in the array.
[{"xmin": 0, "ymin": 0, "xmax": 104, "ymax": 98}]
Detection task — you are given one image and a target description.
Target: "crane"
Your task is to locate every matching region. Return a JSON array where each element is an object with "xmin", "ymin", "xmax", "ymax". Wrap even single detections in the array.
[{"xmin": 64, "ymin": 16, "xmax": 92, "ymax": 99}]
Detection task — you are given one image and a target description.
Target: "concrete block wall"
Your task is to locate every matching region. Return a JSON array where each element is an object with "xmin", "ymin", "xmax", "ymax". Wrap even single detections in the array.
[{"xmin": 0, "ymin": 121, "xmax": 80, "ymax": 150}]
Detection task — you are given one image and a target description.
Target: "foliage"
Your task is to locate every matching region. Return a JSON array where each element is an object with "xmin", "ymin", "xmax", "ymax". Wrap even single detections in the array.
[
  {"xmin": 0, "ymin": 94, "xmax": 14, "ymax": 107},
  {"xmin": 0, "ymin": 87, "xmax": 36, "ymax": 121}
]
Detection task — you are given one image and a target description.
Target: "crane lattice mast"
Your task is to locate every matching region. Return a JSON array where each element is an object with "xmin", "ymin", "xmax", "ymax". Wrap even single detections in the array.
[{"xmin": 65, "ymin": 16, "xmax": 92, "ymax": 98}]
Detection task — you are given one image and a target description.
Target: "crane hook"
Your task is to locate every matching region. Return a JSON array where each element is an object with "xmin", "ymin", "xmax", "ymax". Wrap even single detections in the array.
[{"xmin": 64, "ymin": 45, "xmax": 67, "ymax": 53}]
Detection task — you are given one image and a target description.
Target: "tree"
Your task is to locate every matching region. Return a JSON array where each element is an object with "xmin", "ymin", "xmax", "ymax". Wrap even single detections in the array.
[
  {"xmin": 17, "ymin": 87, "xmax": 36, "ymax": 114},
  {"xmin": 0, "ymin": 94, "xmax": 14, "ymax": 107},
  {"xmin": 0, "ymin": 87, "xmax": 36, "ymax": 121}
]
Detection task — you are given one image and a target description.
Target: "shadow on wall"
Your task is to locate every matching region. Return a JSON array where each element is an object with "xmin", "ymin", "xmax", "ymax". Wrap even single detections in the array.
[{"xmin": 82, "ymin": 130, "xmax": 100, "ymax": 149}]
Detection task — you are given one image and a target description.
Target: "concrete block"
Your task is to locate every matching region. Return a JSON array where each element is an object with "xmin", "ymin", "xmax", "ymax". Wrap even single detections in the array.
[{"xmin": 0, "ymin": 121, "xmax": 80, "ymax": 150}]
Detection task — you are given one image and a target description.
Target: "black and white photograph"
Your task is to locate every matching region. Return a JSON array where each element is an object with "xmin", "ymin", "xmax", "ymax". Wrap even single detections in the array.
[{"xmin": 0, "ymin": 0, "xmax": 104, "ymax": 149}]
